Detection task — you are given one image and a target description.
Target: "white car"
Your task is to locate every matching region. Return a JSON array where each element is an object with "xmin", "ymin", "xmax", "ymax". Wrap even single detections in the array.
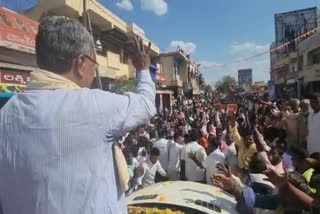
[{"xmin": 126, "ymin": 181, "xmax": 238, "ymax": 214}]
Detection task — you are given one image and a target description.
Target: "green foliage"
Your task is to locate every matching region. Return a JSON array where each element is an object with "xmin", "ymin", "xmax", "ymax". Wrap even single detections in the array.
[
  {"xmin": 110, "ymin": 79, "xmax": 137, "ymax": 94},
  {"xmin": 214, "ymin": 75, "xmax": 237, "ymax": 94}
]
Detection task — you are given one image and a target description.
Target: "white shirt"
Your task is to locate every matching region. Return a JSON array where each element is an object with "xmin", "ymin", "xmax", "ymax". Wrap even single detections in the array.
[
  {"xmin": 181, "ymin": 141, "xmax": 207, "ymax": 182},
  {"xmin": 249, "ymin": 173, "xmax": 275, "ymax": 189},
  {"xmin": 308, "ymin": 111, "xmax": 320, "ymax": 154},
  {"xmin": 153, "ymin": 138, "xmax": 171, "ymax": 170},
  {"xmin": 202, "ymin": 149, "xmax": 225, "ymax": 185},
  {"xmin": 167, "ymin": 142, "xmax": 184, "ymax": 180},
  {"xmin": 141, "ymin": 159, "xmax": 167, "ymax": 187},
  {"xmin": 224, "ymin": 142, "xmax": 238, "ymax": 172},
  {"xmin": 0, "ymin": 71, "xmax": 156, "ymax": 214},
  {"xmin": 137, "ymin": 147, "xmax": 149, "ymax": 163}
]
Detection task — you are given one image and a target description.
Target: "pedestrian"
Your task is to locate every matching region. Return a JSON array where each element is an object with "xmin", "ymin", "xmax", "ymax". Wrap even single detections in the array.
[
  {"xmin": 297, "ymin": 99, "xmax": 310, "ymax": 147},
  {"xmin": 167, "ymin": 131, "xmax": 185, "ymax": 181},
  {"xmin": 228, "ymin": 113, "xmax": 257, "ymax": 173},
  {"xmin": 152, "ymin": 128, "xmax": 171, "ymax": 172},
  {"xmin": 285, "ymin": 98, "xmax": 300, "ymax": 150},
  {"xmin": 180, "ymin": 128, "xmax": 207, "ymax": 182},
  {"xmin": 307, "ymin": 94, "xmax": 320, "ymax": 154},
  {"xmin": 189, "ymin": 135, "xmax": 225, "ymax": 185},
  {"xmin": 141, "ymin": 147, "xmax": 167, "ymax": 187}
]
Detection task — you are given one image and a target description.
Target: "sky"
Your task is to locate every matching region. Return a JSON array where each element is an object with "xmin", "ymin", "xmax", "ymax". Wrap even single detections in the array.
[{"xmin": 1, "ymin": 0, "xmax": 320, "ymax": 85}]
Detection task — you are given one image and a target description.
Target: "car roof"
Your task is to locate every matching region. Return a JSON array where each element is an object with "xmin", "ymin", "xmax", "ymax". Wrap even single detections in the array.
[{"xmin": 126, "ymin": 181, "xmax": 237, "ymax": 214}]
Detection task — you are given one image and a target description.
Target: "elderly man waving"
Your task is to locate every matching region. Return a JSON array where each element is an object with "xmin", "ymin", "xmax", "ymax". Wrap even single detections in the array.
[{"xmin": 0, "ymin": 16, "xmax": 156, "ymax": 214}]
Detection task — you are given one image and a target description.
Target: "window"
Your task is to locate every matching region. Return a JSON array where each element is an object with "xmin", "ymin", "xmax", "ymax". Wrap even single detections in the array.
[
  {"xmin": 312, "ymin": 54, "xmax": 320, "ymax": 65},
  {"xmin": 312, "ymin": 81, "xmax": 320, "ymax": 93},
  {"xmin": 308, "ymin": 48, "xmax": 320, "ymax": 65},
  {"xmin": 291, "ymin": 65, "xmax": 295, "ymax": 73},
  {"xmin": 120, "ymin": 48, "xmax": 128, "ymax": 64}
]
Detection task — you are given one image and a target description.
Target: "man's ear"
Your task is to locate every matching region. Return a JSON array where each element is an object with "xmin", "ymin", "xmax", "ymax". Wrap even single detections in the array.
[{"xmin": 73, "ymin": 55, "xmax": 85, "ymax": 78}]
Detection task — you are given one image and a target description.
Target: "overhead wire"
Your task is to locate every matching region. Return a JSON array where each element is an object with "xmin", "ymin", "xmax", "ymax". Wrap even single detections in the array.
[
  {"xmin": 199, "ymin": 25, "xmax": 320, "ymax": 70},
  {"xmin": 93, "ymin": 0, "xmax": 319, "ymax": 73}
]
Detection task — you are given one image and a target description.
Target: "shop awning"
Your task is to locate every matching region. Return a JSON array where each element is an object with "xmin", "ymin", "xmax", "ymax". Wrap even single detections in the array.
[{"xmin": 0, "ymin": 7, "xmax": 38, "ymax": 54}]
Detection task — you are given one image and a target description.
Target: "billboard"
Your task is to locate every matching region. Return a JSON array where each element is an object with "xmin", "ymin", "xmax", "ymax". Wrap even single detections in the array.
[
  {"xmin": 238, "ymin": 69, "xmax": 252, "ymax": 85},
  {"xmin": 275, "ymin": 7, "xmax": 318, "ymax": 57},
  {"xmin": 0, "ymin": 7, "xmax": 38, "ymax": 54}
]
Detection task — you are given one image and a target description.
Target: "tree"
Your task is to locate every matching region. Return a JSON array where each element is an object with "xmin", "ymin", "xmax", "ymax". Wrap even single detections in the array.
[
  {"xmin": 110, "ymin": 79, "xmax": 137, "ymax": 94},
  {"xmin": 199, "ymin": 73, "xmax": 205, "ymax": 87},
  {"xmin": 204, "ymin": 84, "xmax": 213, "ymax": 93},
  {"xmin": 214, "ymin": 75, "xmax": 237, "ymax": 95}
]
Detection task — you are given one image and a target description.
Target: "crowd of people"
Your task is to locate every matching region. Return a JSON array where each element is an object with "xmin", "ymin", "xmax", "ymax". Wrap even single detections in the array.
[
  {"xmin": 120, "ymin": 93, "xmax": 320, "ymax": 213},
  {"xmin": 1, "ymin": 15, "xmax": 320, "ymax": 214}
]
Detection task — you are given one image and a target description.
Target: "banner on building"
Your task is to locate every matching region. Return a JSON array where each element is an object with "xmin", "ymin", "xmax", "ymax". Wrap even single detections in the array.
[
  {"xmin": 0, "ymin": 7, "xmax": 38, "ymax": 54},
  {"xmin": 0, "ymin": 70, "xmax": 30, "ymax": 97}
]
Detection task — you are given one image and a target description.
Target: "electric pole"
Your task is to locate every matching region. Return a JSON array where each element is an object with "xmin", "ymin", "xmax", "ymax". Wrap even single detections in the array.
[{"xmin": 83, "ymin": 0, "xmax": 102, "ymax": 89}]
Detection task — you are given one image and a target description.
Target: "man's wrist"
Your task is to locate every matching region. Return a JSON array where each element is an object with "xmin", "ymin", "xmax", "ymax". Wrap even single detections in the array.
[
  {"xmin": 229, "ymin": 180, "xmax": 237, "ymax": 193},
  {"xmin": 230, "ymin": 179, "xmax": 243, "ymax": 198}
]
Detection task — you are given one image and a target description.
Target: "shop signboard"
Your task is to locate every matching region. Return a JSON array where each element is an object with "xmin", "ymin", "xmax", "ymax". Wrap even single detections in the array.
[
  {"xmin": 0, "ymin": 69, "xmax": 30, "ymax": 97},
  {"xmin": 0, "ymin": 7, "xmax": 38, "ymax": 54}
]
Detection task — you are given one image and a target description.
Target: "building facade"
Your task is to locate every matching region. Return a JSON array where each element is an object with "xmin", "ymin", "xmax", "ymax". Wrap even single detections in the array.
[
  {"xmin": 159, "ymin": 50, "xmax": 200, "ymax": 99},
  {"xmin": 22, "ymin": 0, "xmax": 160, "ymax": 90},
  {"xmin": 0, "ymin": 7, "xmax": 38, "ymax": 107},
  {"xmin": 270, "ymin": 7, "xmax": 319, "ymax": 98},
  {"xmin": 299, "ymin": 31, "xmax": 320, "ymax": 96}
]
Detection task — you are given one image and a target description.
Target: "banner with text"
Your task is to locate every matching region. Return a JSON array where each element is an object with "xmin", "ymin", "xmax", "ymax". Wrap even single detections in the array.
[{"xmin": 0, "ymin": 70, "xmax": 30, "ymax": 97}]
